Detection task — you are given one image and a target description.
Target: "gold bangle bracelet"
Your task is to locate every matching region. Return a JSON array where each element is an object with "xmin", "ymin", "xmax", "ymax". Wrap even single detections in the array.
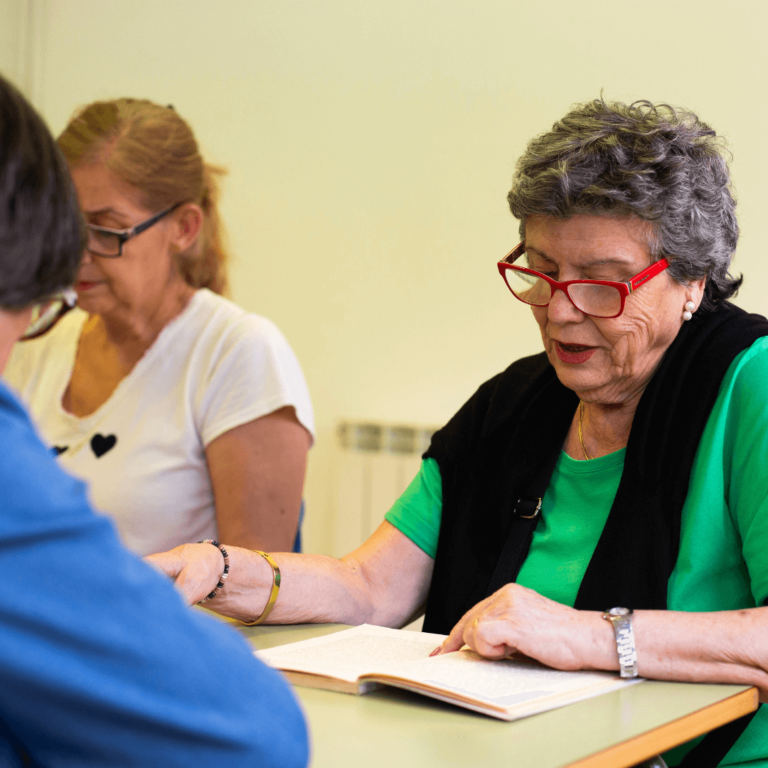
[{"xmin": 240, "ymin": 550, "xmax": 281, "ymax": 626}]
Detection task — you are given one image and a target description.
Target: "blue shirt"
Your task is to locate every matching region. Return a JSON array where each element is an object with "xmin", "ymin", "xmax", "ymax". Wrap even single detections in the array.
[{"xmin": 0, "ymin": 380, "xmax": 308, "ymax": 767}]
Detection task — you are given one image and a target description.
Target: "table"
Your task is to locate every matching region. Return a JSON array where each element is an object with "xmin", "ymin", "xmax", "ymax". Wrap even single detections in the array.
[{"xmin": 240, "ymin": 623, "xmax": 757, "ymax": 768}]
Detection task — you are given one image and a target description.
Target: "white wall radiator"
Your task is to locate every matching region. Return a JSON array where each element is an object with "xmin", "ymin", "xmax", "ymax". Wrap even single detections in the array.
[{"xmin": 332, "ymin": 422, "xmax": 439, "ymax": 558}]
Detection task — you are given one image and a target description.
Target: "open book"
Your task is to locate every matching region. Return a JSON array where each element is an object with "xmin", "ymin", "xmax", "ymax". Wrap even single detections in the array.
[{"xmin": 255, "ymin": 624, "xmax": 641, "ymax": 721}]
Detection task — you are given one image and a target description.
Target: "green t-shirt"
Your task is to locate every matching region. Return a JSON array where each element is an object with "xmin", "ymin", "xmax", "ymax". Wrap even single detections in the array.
[{"xmin": 385, "ymin": 338, "xmax": 768, "ymax": 767}]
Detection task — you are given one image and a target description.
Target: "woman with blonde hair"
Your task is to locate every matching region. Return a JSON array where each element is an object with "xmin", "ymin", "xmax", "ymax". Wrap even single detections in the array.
[{"xmin": 5, "ymin": 98, "xmax": 313, "ymax": 556}]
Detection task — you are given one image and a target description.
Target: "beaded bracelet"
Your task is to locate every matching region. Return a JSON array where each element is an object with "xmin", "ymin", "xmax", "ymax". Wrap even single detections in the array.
[
  {"xmin": 196, "ymin": 540, "xmax": 230, "ymax": 603},
  {"xmin": 240, "ymin": 550, "xmax": 281, "ymax": 626}
]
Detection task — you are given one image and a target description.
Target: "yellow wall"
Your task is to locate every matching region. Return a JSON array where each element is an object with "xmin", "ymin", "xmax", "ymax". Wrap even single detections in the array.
[
  {"xmin": 5, "ymin": 0, "xmax": 768, "ymax": 553},
  {"xmin": 0, "ymin": 1, "xmax": 26, "ymax": 87}
]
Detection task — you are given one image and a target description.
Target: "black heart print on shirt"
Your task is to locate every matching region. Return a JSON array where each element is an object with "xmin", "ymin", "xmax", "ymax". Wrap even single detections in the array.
[
  {"xmin": 90, "ymin": 433, "xmax": 118, "ymax": 458},
  {"xmin": 52, "ymin": 445, "xmax": 69, "ymax": 456}
]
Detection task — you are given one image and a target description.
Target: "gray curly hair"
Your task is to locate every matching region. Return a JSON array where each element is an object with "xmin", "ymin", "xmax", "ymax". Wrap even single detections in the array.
[{"xmin": 506, "ymin": 98, "xmax": 741, "ymax": 311}]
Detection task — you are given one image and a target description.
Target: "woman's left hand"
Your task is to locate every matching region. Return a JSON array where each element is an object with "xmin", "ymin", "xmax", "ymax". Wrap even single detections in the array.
[{"xmin": 435, "ymin": 583, "xmax": 613, "ymax": 672}]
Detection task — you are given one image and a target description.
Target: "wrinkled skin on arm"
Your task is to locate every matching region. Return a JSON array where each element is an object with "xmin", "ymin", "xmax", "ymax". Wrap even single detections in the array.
[
  {"xmin": 437, "ymin": 583, "xmax": 768, "ymax": 702},
  {"xmin": 146, "ymin": 520, "xmax": 434, "ymax": 629}
]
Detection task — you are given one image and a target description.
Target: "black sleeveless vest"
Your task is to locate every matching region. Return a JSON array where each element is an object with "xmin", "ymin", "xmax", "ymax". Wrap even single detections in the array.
[
  {"xmin": 423, "ymin": 302, "xmax": 768, "ymax": 634},
  {"xmin": 421, "ymin": 302, "xmax": 768, "ymax": 765}
]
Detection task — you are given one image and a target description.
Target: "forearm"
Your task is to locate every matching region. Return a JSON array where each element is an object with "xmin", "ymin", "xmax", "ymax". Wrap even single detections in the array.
[
  {"xmin": 631, "ymin": 609, "xmax": 768, "ymax": 698},
  {"xmin": 576, "ymin": 607, "xmax": 768, "ymax": 699},
  {"xmin": 204, "ymin": 548, "xmax": 379, "ymax": 626},
  {"xmin": 442, "ymin": 584, "xmax": 768, "ymax": 702},
  {"xmin": 148, "ymin": 522, "xmax": 434, "ymax": 629}
]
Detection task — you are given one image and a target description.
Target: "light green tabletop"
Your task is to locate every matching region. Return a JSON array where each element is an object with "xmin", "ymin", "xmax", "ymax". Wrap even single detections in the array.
[{"xmin": 239, "ymin": 623, "xmax": 757, "ymax": 768}]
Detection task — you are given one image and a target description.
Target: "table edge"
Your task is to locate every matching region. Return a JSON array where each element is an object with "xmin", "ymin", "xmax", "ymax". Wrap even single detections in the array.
[{"xmin": 565, "ymin": 687, "xmax": 759, "ymax": 768}]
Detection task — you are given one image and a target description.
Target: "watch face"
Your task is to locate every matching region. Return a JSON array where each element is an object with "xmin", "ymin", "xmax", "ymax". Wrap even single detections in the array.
[{"xmin": 607, "ymin": 607, "xmax": 630, "ymax": 617}]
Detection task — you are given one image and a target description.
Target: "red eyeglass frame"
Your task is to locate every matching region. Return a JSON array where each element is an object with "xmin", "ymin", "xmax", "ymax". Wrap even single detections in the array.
[{"xmin": 497, "ymin": 242, "xmax": 670, "ymax": 319}]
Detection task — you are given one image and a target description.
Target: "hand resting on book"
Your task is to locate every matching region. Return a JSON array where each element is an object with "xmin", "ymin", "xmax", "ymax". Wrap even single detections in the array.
[{"xmin": 434, "ymin": 583, "xmax": 613, "ymax": 672}]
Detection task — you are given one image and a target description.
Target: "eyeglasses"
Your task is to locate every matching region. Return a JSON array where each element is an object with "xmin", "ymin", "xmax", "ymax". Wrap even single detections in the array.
[
  {"xmin": 497, "ymin": 242, "xmax": 670, "ymax": 319},
  {"xmin": 84, "ymin": 202, "xmax": 182, "ymax": 258},
  {"xmin": 19, "ymin": 287, "xmax": 78, "ymax": 341}
]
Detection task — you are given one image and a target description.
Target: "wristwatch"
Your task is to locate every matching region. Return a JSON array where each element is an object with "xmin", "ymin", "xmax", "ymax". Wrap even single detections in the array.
[{"xmin": 602, "ymin": 607, "xmax": 639, "ymax": 678}]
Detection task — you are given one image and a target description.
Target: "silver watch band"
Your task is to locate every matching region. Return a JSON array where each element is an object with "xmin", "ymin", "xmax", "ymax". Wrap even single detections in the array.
[{"xmin": 602, "ymin": 607, "xmax": 639, "ymax": 678}]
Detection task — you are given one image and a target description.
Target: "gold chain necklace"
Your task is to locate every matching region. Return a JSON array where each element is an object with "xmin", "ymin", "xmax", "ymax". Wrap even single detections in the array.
[{"xmin": 578, "ymin": 400, "xmax": 593, "ymax": 460}]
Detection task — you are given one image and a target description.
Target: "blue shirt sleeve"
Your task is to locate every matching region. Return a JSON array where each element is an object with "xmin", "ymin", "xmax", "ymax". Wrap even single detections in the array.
[{"xmin": 0, "ymin": 381, "xmax": 308, "ymax": 768}]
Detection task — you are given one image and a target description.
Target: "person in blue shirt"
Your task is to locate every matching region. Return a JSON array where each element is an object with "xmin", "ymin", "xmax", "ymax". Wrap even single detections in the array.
[{"xmin": 0, "ymin": 73, "xmax": 309, "ymax": 767}]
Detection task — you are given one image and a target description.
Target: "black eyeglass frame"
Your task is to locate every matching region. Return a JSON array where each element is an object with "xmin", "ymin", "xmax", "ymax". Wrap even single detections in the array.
[
  {"xmin": 84, "ymin": 201, "xmax": 183, "ymax": 258},
  {"xmin": 19, "ymin": 287, "xmax": 78, "ymax": 342}
]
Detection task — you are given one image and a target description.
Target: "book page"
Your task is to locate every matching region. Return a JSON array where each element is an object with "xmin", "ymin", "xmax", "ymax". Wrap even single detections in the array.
[
  {"xmin": 256, "ymin": 624, "xmax": 447, "ymax": 683},
  {"xmin": 373, "ymin": 650, "xmax": 640, "ymax": 718}
]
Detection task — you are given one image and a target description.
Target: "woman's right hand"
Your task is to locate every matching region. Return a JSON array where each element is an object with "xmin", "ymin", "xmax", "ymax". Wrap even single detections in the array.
[
  {"xmin": 146, "ymin": 543, "xmax": 224, "ymax": 605},
  {"xmin": 145, "ymin": 521, "xmax": 435, "ymax": 627}
]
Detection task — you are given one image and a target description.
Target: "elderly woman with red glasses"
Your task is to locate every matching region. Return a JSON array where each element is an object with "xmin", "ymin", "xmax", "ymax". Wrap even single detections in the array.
[
  {"xmin": 149, "ymin": 99, "xmax": 768, "ymax": 767},
  {"xmin": 4, "ymin": 98, "xmax": 313, "ymax": 557}
]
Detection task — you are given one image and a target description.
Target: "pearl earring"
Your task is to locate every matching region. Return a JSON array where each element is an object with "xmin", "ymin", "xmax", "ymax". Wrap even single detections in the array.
[{"xmin": 682, "ymin": 301, "xmax": 696, "ymax": 321}]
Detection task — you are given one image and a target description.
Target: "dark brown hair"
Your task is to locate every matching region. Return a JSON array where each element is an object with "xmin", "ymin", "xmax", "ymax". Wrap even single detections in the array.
[{"xmin": 0, "ymin": 75, "xmax": 83, "ymax": 306}]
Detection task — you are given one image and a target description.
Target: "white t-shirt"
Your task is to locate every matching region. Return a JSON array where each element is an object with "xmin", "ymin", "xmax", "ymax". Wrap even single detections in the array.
[{"xmin": 3, "ymin": 289, "xmax": 314, "ymax": 556}]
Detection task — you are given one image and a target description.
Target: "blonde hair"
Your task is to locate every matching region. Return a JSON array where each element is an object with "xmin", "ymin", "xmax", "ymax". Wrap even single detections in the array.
[{"xmin": 58, "ymin": 99, "xmax": 229, "ymax": 295}]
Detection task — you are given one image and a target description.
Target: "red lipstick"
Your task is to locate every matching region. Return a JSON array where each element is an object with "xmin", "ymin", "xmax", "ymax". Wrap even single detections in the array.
[{"xmin": 554, "ymin": 341, "xmax": 596, "ymax": 364}]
